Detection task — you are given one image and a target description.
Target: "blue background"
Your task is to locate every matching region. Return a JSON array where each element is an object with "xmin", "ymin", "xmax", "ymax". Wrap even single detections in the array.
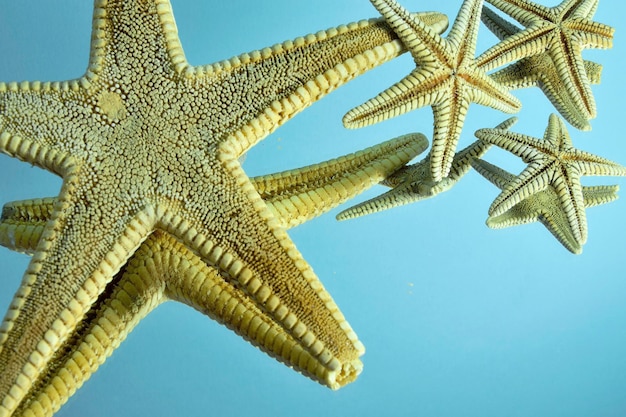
[{"xmin": 1, "ymin": 1, "xmax": 625, "ymax": 416}]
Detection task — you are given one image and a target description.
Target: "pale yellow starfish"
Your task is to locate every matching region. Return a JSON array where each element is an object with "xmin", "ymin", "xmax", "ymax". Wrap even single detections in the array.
[
  {"xmin": 0, "ymin": 0, "xmax": 448, "ymax": 415},
  {"xmin": 342, "ymin": 0, "xmax": 521, "ymax": 182},
  {"xmin": 336, "ymin": 117, "xmax": 518, "ymax": 220},
  {"xmin": 0, "ymin": 133, "xmax": 428, "ymax": 253},
  {"xmin": 476, "ymin": 0, "xmax": 614, "ymax": 120},
  {"xmin": 471, "ymin": 158, "xmax": 619, "ymax": 254},
  {"xmin": 480, "ymin": 5, "xmax": 604, "ymax": 130},
  {"xmin": 474, "ymin": 114, "xmax": 626, "ymax": 245}
]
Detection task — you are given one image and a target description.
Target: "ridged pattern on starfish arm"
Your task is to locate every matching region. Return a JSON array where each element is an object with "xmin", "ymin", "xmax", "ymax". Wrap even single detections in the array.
[
  {"xmin": 336, "ymin": 117, "xmax": 519, "ymax": 220},
  {"xmin": 474, "ymin": 114, "xmax": 626, "ymax": 245},
  {"xmin": 476, "ymin": 0, "xmax": 614, "ymax": 121},
  {"xmin": 342, "ymin": 0, "xmax": 521, "ymax": 182},
  {"xmin": 0, "ymin": 133, "xmax": 428, "ymax": 253},
  {"xmin": 471, "ymin": 158, "xmax": 619, "ymax": 253},
  {"xmin": 480, "ymin": 6, "xmax": 603, "ymax": 130},
  {"xmin": 0, "ymin": 2, "xmax": 453, "ymax": 416},
  {"xmin": 252, "ymin": 133, "xmax": 428, "ymax": 228}
]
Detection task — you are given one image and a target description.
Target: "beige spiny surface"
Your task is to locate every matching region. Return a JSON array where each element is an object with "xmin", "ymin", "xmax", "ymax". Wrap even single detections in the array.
[
  {"xmin": 476, "ymin": 0, "xmax": 614, "ymax": 121},
  {"xmin": 480, "ymin": 4, "xmax": 605, "ymax": 130},
  {"xmin": 471, "ymin": 158, "xmax": 619, "ymax": 254},
  {"xmin": 0, "ymin": 133, "xmax": 428, "ymax": 253},
  {"xmin": 0, "ymin": 0, "xmax": 449, "ymax": 415},
  {"xmin": 474, "ymin": 114, "xmax": 626, "ymax": 246},
  {"xmin": 342, "ymin": 0, "xmax": 521, "ymax": 182}
]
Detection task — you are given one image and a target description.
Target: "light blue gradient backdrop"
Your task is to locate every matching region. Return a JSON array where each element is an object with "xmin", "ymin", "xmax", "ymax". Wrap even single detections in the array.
[{"xmin": 1, "ymin": 1, "xmax": 625, "ymax": 416}]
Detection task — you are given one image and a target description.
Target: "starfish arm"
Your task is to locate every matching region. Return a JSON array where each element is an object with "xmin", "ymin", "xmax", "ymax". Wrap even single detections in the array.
[
  {"xmin": 582, "ymin": 185, "xmax": 620, "ymax": 207},
  {"xmin": 335, "ymin": 179, "xmax": 439, "ymax": 220},
  {"xmin": 447, "ymin": 0, "xmax": 484, "ymax": 59},
  {"xmin": 343, "ymin": 66, "xmax": 451, "ymax": 129},
  {"xmin": 485, "ymin": 0, "xmax": 554, "ymax": 25},
  {"xmin": 565, "ymin": 17, "xmax": 614, "ymax": 49},
  {"xmin": 368, "ymin": 0, "xmax": 452, "ymax": 66},
  {"xmin": 2, "ymin": 237, "xmax": 167, "ymax": 417},
  {"xmin": 158, "ymin": 169, "xmax": 364, "ymax": 389},
  {"xmin": 475, "ymin": 127, "xmax": 546, "ymax": 163},
  {"xmin": 253, "ymin": 133, "xmax": 428, "ymax": 228},
  {"xmin": 210, "ymin": 12, "xmax": 447, "ymax": 157},
  {"xmin": 550, "ymin": 40, "xmax": 596, "ymax": 118},
  {"xmin": 480, "ymin": 5, "xmax": 522, "ymax": 41},
  {"xmin": 159, "ymin": 234, "xmax": 358, "ymax": 389},
  {"xmin": 0, "ymin": 198, "xmax": 55, "ymax": 254},
  {"xmin": 0, "ymin": 181, "xmax": 157, "ymax": 416},
  {"xmin": 475, "ymin": 23, "xmax": 554, "ymax": 71}
]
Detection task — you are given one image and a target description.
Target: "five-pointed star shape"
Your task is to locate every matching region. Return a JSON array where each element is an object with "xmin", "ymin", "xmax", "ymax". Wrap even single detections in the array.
[
  {"xmin": 480, "ymin": 4, "xmax": 604, "ymax": 131},
  {"xmin": 342, "ymin": 0, "xmax": 521, "ymax": 182},
  {"xmin": 474, "ymin": 114, "xmax": 626, "ymax": 246},
  {"xmin": 476, "ymin": 0, "xmax": 614, "ymax": 121},
  {"xmin": 0, "ymin": 0, "xmax": 448, "ymax": 414},
  {"xmin": 471, "ymin": 158, "xmax": 620, "ymax": 254},
  {"xmin": 336, "ymin": 117, "xmax": 518, "ymax": 220}
]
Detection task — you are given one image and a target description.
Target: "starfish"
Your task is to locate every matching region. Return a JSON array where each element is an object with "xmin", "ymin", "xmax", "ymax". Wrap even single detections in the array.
[
  {"xmin": 336, "ymin": 117, "xmax": 518, "ymax": 220},
  {"xmin": 471, "ymin": 158, "xmax": 619, "ymax": 254},
  {"xmin": 0, "ymin": 0, "xmax": 448, "ymax": 415},
  {"xmin": 342, "ymin": 0, "xmax": 521, "ymax": 182},
  {"xmin": 0, "ymin": 133, "xmax": 428, "ymax": 253},
  {"xmin": 480, "ymin": 5, "xmax": 604, "ymax": 131},
  {"xmin": 474, "ymin": 114, "xmax": 626, "ymax": 246},
  {"xmin": 476, "ymin": 0, "xmax": 614, "ymax": 121}
]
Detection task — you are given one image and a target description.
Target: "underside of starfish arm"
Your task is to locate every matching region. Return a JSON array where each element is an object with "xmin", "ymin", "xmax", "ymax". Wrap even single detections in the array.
[
  {"xmin": 0, "ymin": 198, "xmax": 56, "ymax": 254},
  {"xmin": 0, "ymin": 183, "xmax": 157, "ymax": 416},
  {"xmin": 158, "ymin": 174, "xmax": 364, "ymax": 387},
  {"xmin": 343, "ymin": 67, "xmax": 450, "ymax": 129},
  {"xmin": 252, "ymin": 133, "xmax": 428, "ymax": 228}
]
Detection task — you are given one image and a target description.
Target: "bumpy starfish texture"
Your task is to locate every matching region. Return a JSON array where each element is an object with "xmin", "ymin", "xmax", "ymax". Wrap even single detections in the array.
[
  {"xmin": 253, "ymin": 133, "xmax": 428, "ymax": 227},
  {"xmin": 336, "ymin": 117, "xmax": 518, "ymax": 220},
  {"xmin": 471, "ymin": 158, "xmax": 619, "ymax": 254},
  {"xmin": 476, "ymin": 0, "xmax": 614, "ymax": 121},
  {"xmin": 480, "ymin": 5, "xmax": 603, "ymax": 131},
  {"xmin": 0, "ymin": 0, "xmax": 449, "ymax": 415},
  {"xmin": 343, "ymin": 0, "xmax": 521, "ymax": 182},
  {"xmin": 475, "ymin": 114, "xmax": 626, "ymax": 245},
  {"xmin": 0, "ymin": 133, "xmax": 428, "ymax": 252}
]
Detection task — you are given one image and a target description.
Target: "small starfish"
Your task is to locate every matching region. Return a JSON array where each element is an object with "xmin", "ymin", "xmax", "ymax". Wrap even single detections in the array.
[
  {"xmin": 472, "ymin": 158, "xmax": 619, "ymax": 254},
  {"xmin": 0, "ymin": 133, "xmax": 428, "ymax": 252},
  {"xmin": 336, "ymin": 117, "xmax": 518, "ymax": 220},
  {"xmin": 474, "ymin": 114, "xmax": 626, "ymax": 245},
  {"xmin": 480, "ymin": 5, "xmax": 604, "ymax": 131},
  {"xmin": 476, "ymin": 0, "xmax": 614, "ymax": 120},
  {"xmin": 342, "ymin": 0, "xmax": 521, "ymax": 182}
]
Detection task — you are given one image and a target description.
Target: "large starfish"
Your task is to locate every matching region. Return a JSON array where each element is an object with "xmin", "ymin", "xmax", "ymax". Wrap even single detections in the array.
[
  {"xmin": 480, "ymin": 5, "xmax": 604, "ymax": 130},
  {"xmin": 471, "ymin": 158, "xmax": 620, "ymax": 254},
  {"xmin": 474, "ymin": 114, "xmax": 626, "ymax": 246},
  {"xmin": 336, "ymin": 117, "xmax": 518, "ymax": 220},
  {"xmin": 0, "ymin": 0, "xmax": 448, "ymax": 415},
  {"xmin": 476, "ymin": 0, "xmax": 614, "ymax": 121},
  {"xmin": 342, "ymin": 0, "xmax": 521, "ymax": 182}
]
